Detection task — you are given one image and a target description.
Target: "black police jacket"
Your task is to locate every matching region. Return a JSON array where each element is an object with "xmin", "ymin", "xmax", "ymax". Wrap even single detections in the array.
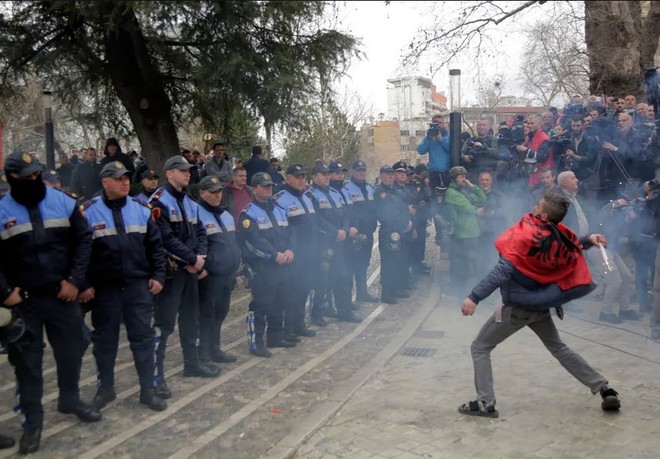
[
  {"xmin": 239, "ymin": 199, "xmax": 295, "ymax": 268},
  {"xmin": 273, "ymin": 184, "xmax": 319, "ymax": 249},
  {"xmin": 344, "ymin": 177, "xmax": 377, "ymax": 235},
  {"xmin": 0, "ymin": 187, "xmax": 92, "ymax": 300},
  {"xmin": 150, "ymin": 183, "xmax": 208, "ymax": 266},
  {"xmin": 307, "ymin": 184, "xmax": 351, "ymax": 247},
  {"xmin": 84, "ymin": 193, "xmax": 166, "ymax": 286},
  {"xmin": 374, "ymin": 184, "xmax": 410, "ymax": 235},
  {"xmin": 198, "ymin": 200, "xmax": 241, "ymax": 277}
]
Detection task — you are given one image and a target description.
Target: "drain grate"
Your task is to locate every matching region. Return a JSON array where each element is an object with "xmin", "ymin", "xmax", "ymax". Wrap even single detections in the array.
[{"xmin": 401, "ymin": 347, "xmax": 437, "ymax": 358}]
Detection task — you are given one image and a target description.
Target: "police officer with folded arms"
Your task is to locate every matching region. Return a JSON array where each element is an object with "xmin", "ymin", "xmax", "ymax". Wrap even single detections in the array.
[
  {"xmin": 79, "ymin": 161, "xmax": 167, "ymax": 412},
  {"xmin": 150, "ymin": 155, "xmax": 217, "ymax": 401},
  {"xmin": 197, "ymin": 176, "xmax": 241, "ymax": 365},
  {"xmin": 240, "ymin": 172, "xmax": 297, "ymax": 357},
  {"xmin": 308, "ymin": 163, "xmax": 362, "ymax": 324},
  {"xmin": 0, "ymin": 151, "xmax": 101, "ymax": 455},
  {"xmin": 342, "ymin": 160, "xmax": 378, "ymax": 302},
  {"xmin": 374, "ymin": 165, "xmax": 413, "ymax": 304},
  {"xmin": 273, "ymin": 164, "xmax": 319, "ymax": 337}
]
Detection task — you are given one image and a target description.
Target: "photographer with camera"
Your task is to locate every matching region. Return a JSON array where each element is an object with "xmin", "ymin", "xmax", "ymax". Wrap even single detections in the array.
[
  {"xmin": 515, "ymin": 114, "xmax": 552, "ymax": 189},
  {"xmin": 417, "ymin": 114, "xmax": 451, "ymax": 192},
  {"xmin": 461, "ymin": 117, "xmax": 499, "ymax": 178},
  {"xmin": 561, "ymin": 117, "xmax": 598, "ymax": 183}
]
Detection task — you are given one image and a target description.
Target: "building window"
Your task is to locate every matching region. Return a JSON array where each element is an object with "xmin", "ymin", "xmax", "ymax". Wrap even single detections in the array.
[
  {"xmin": 400, "ymin": 145, "xmax": 408, "ymax": 151},
  {"xmin": 415, "ymin": 130, "xmax": 425, "ymax": 136},
  {"xmin": 400, "ymin": 130, "xmax": 409, "ymax": 136},
  {"xmin": 367, "ymin": 129, "xmax": 374, "ymax": 137}
]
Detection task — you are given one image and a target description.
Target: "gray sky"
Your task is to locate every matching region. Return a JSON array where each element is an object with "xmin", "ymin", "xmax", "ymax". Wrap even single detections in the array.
[{"xmin": 335, "ymin": 1, "xmax": 554, "ymax": 116}]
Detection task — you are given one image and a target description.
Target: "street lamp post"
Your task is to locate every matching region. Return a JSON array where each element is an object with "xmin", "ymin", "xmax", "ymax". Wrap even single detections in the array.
[
  {"xmin": 43, "ymin": 90, "xmax": 55, "ymax": 170},
  {"xmin": 448, "ymin": 69, "xmax": 462, "ymax": 167}
]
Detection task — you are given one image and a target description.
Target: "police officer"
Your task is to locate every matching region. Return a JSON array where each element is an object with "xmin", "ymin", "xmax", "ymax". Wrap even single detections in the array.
[
  {"xmin": 409, "ymin": 164, "xmax": 432, "ymax": 275},
  {"xmin": 374, "ymin": 165, "xmax": 413, "ymax": 304},
  {"xmin": 392, "ymin": 161, "xmax": 415, "ymax": 291},
  {"xmin": 136, "ymin": 169, "xmax": 160, "ymax": 204},
  {"xmin": 240, "ymin": 172, "xmax": 296, "ymax": 357},
  {"xmin": 79, "ymin": 162, "xmax": 167, "ymax": 412},
  {"xmin": 197, "ymin": 176, "xmax": 241, "ymax": 364},
  {"xmin": 150, "ymin": 155, "xmax": 217, "ymax": 400},
  {"xmin": 343, "ymin": 160, "xmax": 378, "ymax": 302},
  {"xmin": 308, "ymin": 163, "xmax": 362, "ymax": 323},
  {"xmin": 273, "ymin": 164, "xmax": 319, "ymax": 336},
  {"xmin": 0, "ymin": 151, "xmax": 101, "ymax": 455}
]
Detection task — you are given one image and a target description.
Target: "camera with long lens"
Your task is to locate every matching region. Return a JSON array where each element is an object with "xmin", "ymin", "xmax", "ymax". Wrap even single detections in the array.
[{"xmin": 549, "ymin": 134, "xmax": 573, "ymax": 169}]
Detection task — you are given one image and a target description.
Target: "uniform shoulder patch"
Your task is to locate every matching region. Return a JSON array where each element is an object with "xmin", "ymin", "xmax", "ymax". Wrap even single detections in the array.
[
  {"xmin": 132, "ymin": 197, "xmax": 152, "ymax": 208},
  {"xmin": 273, "ymin": 190, "xmax": 285, "ymax": 200},
  {"xmin": 380, "ymin": 192, "xmax": 386, "ymax": 198},
  {"xmin": 242, "ymin": 218, "xmax": 251, "ymax": 229},
  {"xmin": 149, "ymin": 187, "xmax": 164, "ymax": 201},
  {"xmin": 151, "ymin": 207, "xmax": 161, "ymax": 220}
]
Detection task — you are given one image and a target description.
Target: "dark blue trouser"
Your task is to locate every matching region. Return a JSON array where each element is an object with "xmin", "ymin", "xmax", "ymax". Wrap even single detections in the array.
[
  {"xmin": 199, "ymin": 275, "xmax": 233, "ymax": 355},
  {"xmin": 247, "ymin": 264, "xmax": 288, "ymax": 348},
  {"xmin": 379, "ymin": 230, "xmax": 404, "ymax": 298},
  {"xmin": 285, "ymin": 251, "xmax": 316, "ymax": 334},
  {"xmin": 153, "ymin": 269, "xmax": 200, "ymax": 380},
  {"xmin": 91, "ymin": 281, "xmax": 155, "ymax": 391},
  {"xmin": 632, "ymin": 239, "xmax": 657, "ymax": 309},
  {"xmin": 8, "ymin": 292, "xmax": 84, "ymax": 429},
  {"xmin": 351, "ymin": 232, "xmax": 374, "ymax": 294}
]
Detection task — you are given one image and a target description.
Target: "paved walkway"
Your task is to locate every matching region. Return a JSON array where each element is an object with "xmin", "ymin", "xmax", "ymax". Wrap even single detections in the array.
[{"xmin": 295, "ymin": 291, "xmax": 660, "ymax": 459}]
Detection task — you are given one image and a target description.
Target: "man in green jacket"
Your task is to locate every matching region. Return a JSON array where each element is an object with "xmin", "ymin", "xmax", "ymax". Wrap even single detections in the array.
[{"xmin": 444, "ymin": 166, "xmax": 487, "ymax": 295}]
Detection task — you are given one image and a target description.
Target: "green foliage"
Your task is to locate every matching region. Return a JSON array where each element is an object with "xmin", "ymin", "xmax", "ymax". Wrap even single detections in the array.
[{"xmin": 0, "ymin": 1, "xmax": 360, "ymax": 163}]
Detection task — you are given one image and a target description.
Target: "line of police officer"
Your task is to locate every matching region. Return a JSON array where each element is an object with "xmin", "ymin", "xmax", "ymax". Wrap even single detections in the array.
[{"xmin": 0, "ymin": 151, "xmax": 428, "ymax": 454}]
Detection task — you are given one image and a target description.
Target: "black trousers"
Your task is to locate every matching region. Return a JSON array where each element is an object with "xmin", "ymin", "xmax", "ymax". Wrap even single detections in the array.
[
  {"xmin": 91, "ymin": 281, "xmax": 155, "ymax": 391},
  {"xmin": 285, "ymin": 252, "xmax": 316, "ymax": 334},
  {"xmin": 312, "ymin": 244, "xmax": 352, "ymax": 317},
  {"xmin": 8, "ymin": 292, "xmax": 84, "ymax": 429},
  {"xmin": 247, "ymin": 264, "xmax": 288, "ymax": 348},
  {"xmin": 351, "ymin": 232, "xmax": 374, "ymax": 294},
  {"xmin": 153, "ymin": 269, "xmax": 199, "ymax": 379},
  {"xmin": 199, "ymin": 274, "xmax": 233, "ymax": 354},
  {"xmin": 379, "ymin": 229, "xmax": 404, "ymax": 298}
]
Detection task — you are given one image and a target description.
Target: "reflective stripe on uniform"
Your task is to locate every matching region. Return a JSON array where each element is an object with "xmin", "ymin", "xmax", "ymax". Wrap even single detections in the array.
[
  {"xmin": 125, "ymin": 225, "xmax": 147, "ymax": 234},
  {"xmin": 43, "ymin": 218, "xmax": 71, "ymax": 229},
  {"xmin": 93, "ymin": 228, "xmax": 118, "ymax": 239},
  {"xmin": 0, "ymin": 222, "xmax": 33, "ymax": 240}
]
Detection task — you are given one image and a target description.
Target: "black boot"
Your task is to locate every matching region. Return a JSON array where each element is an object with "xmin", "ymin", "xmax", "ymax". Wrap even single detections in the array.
[
  {"xmin": 355, "ymin": 290, "xmax": 378, "ymax": 303},
  {"xmin": 337, "ymin": 311, "xmax": 363, "ymax": 323},
  {"xmin": 0, "ymin": 433, "xmax": 14, "ymax": 450},
  {"xmin": 19, "ymin": 428, "xmax": 40, "ymax": 455},
  {"xmin": 57, "ymin": 400, "xmax": 102, "ymax": 423},
  {"xmin": 140, "ymin": 388, "xmax": 168, "ymax": 412},
  {"xmin": 92, "ymin": 386, "xmax": 117, "ymax": 410},
  {"xmin": 183, "ymin": 361, "xmax": 220, "ymax": 378},
  {"xmin": 155, "ymin": 379, "xmax": 172, "ymax": 399},
  {"xmin": 198, "ymin": 323, "xmax": 213, "ymax": 364},
  {"xmin": 209, "ymin": 328, "xmax": 238, "ymax": 363}
]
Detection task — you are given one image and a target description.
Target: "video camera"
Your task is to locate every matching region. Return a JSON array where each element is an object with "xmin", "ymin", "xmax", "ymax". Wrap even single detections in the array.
[
  {"xmin": 496, "ymin": 115, "xmax": 526, "ymax": 148},
  {"xmin": 427, "ymin": 122, "xmax": 441, "ymax": 138}
]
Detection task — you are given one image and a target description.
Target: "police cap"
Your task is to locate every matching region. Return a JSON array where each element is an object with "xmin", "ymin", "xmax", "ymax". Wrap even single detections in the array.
[
  {"xmin": 379, "ymin": 165, "xmax": 394, "ymax": 174},
  {"xmin": 199, "ymin": 175, "xmax": 224, "ymax": 192},
  {"xmin": 100, "ymin": 161, "xmax": 131, "ymax": 179},
  {"xmin": 4, "ymin": 151, "xmax": 44, "ymax": 178},
  {"xmin": 414, "ymin": 163, "xmax": 428, "ymax": 174},
  {"xmin": 406, "ymin": 165, "xmax": 415, "ymax": 175},
  {"xmin": 141, "ymin": 169, "xmax": 160, "ymax": 180},
  {"xmin": 163, "ymin": 155, "xmax": 194, "ymax": 172},
  {"xmin": 286, "ymin": 164, "xmax": 307, "ymax": 176},
  {"xmin": 251, "ymin": 172, "xmax": 275, "ymax": 187},
  {"xmin": 392, "ymin": 161, "xmax": 407, "ymax": 172},
  {"xmin": 352, "ymin": 160, "xmax": 367, "ymax": 171},
  {"xmin": 449, "ymin": 166, "xmax": 468, "ymax": 178},
  {"xmin": 43, "ymin": 170, "xmax": 61, "ymax": 183},
  {"xmin": 328, "ymin": 160, "xmax": 347, "ymax": 173},
  {"xmin": 312, "ymin": 163, "xmax": 329, "ymax": 174}
]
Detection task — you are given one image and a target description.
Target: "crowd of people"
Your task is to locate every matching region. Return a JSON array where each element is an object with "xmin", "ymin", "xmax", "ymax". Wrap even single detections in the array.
[{"xmin": 0, "ymin": 90, "xmax": 658, "ymax": 453}]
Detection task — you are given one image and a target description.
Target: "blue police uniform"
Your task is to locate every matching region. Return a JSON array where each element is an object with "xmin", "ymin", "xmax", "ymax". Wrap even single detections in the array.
[
  {"xmin": 239, "ymin": 200, "xmax": 295, "ymax": 354},
  {"xmin": 197, "ymin": 200, "xmax": 241, "ymax": 362},
  {"xmin": 135, "ymin": 190, "xmax": 152, "ymax": 205},
  {"xmin": 307, "ymin": 184, "xmax": 359, "ymax": 322},
  {"xmin": 343, "ymin": 177, "xmax": 377, "ymax": 298},
  {"xmin": 0, "ymin": 187, "xmax": 93, "ymax": 430},
  {"xmin": 84, "ymin": 194, "xmax": 166, "ymax": 397},
  {"xmin": 374, "ymin": 183, "xmax": 412, "ymax": 302},
  {"xmin": 150, "ymin": 182, "xmax": 210, "ymax": 386},
  {"xmin": 273, "ymin": 185, "xmax": 319, "ymax": 336},
  {"xmin": 393, "ymin": 181, "xmax": 415, "ymax": 289}
]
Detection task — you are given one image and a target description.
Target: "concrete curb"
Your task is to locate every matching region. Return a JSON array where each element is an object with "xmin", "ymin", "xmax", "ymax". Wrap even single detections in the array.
[{"xmin": 263, "ymin": 253, "xmax": 442, "ymax": 459}]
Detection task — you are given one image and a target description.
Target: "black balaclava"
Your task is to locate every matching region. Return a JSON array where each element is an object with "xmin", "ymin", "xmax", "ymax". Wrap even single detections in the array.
[{"xmin": 7, "ymin": 173, "xmax": 47, "ymax": 207}]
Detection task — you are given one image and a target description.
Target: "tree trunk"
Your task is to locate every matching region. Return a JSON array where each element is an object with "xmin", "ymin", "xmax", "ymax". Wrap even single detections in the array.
[
  {"xmin": 101, "ymin": 3, "xmax": 179, "ymax": 173},
  {"xmin": 585, "ymin": 1, "xmax": 644, "ymax": 97}
]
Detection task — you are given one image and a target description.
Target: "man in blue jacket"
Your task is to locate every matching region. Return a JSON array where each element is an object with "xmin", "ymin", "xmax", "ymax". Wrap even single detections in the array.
[
  {"xmin": 417, "ymin": 114, "xmax": 451, "ymax": 193},
  {"xmin": 458, "ymin": 192, "xmax": 621, "ymax": 418}
]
